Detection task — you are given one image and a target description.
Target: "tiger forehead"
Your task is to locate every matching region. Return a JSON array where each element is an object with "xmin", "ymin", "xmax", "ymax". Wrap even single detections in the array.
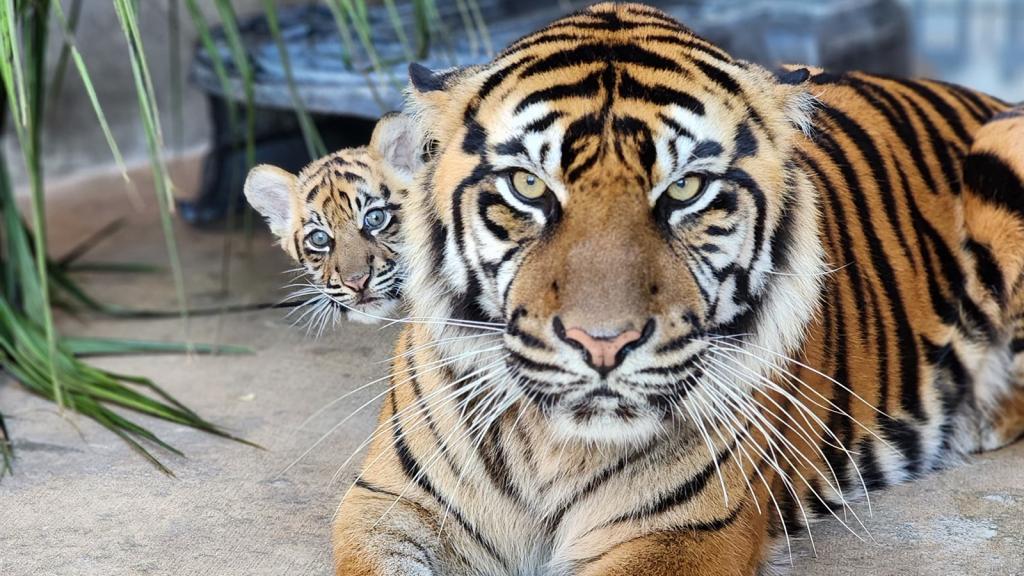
[
  {"xmin": 298, "ymin": 148, "xmax": 383, "ymax": 205},
  {"xmin": 478, "ymin": 4, "xmax": 743, "ymax": 111},
  {"xmin": 459, "ymin": 7, "xmax": 757, "ymax": 184}
]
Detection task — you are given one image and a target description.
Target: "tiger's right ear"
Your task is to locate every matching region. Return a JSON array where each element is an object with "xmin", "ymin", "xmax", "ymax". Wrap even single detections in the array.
[
  {"xmin": 244, "ymin": 164, "xmax": 297, "ymax": 238},
  {"xmin": 407, "ymin": 62, "xmax": 469, "ymax": 116}
]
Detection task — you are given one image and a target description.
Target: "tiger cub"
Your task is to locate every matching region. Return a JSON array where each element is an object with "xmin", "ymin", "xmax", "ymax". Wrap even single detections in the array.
[{"xmin": 244, "ymin": 113, "xmax": 419, "ymax": 325}]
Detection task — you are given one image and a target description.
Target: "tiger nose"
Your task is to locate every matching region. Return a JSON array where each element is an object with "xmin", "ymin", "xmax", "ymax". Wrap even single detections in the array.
[
  {"xmin": 556, "ymin": 320, "xmax": 643, "ymax": 375},
  {"xmin": 342, "ymin": 272, "xmax": 370, "ymax": 292}
]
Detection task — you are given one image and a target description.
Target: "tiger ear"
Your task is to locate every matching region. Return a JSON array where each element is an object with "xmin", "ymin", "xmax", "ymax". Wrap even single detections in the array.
[
  {"xmin": 406, "ymin": 62, "xmax": 472, "ymax": 116},
  {"xmin": 244, "ymin": 164, "xmax": 297, "ymax": 238},
  {"xmin": 370, "ymin": 111, "xmax": 423, "ymax": 186},
  {"xmin": 772, "ymin": 66, "xmax": 817, "ymax": 135}
]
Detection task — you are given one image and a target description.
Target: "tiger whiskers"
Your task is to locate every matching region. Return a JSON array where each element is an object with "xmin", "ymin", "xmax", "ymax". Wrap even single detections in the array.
[
  {"xmin": 290, "ymin": 340, "xmax": 506, "ymax": 435},
  {"xmin": 702, "ymin": 355, "xmax": 855, "ymax": 496},
  {"xmin": 278, "ymin": 345, "xmax": 507, "ymax": 477},
  {"xmin": 438, "ymin": 372, "xmax": 523, "ymax": 538},
  {"xmin": 669, "ymin": 384, "xmax": 732, "ymax": 508},
  {"xmin": 368, "ymin": 372, "xmax": 523, "ymax": 532},
  {"xmin": 699, "ymin": 358, "xmax": 871, "ymax": 538},
  {"xmin": 329, "ymin": 353, "xmax": 512, "ymax": 488},
  {"xmin": 381, "ymin": 331, "xmax": 504, "ymax": 365},
  {"xmin": 683, "ymin": 384, "xmax": 812, "ymax": 560},
  {"xmin": 301, "ymin": 279, "xmax": 507, "ymax": 333},
  {"xmin": 690, "ymin": 351, "xmax": 876, "ymax": 549}
]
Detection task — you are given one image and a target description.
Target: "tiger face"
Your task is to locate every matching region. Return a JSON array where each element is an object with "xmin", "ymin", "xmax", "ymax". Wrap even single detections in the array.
[
  {"xmin": 245, "ymin": 113, "xmax": 422, "ymax": 326},
  {"xmin": 399, "ymin": 3, "xmax": 825, "ymax": 443}
]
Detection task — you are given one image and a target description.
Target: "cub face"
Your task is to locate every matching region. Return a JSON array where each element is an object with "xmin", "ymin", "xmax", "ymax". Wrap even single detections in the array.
[{"xmin": 244, "ymin": 113, "xmax": 422, "ymax": 325}]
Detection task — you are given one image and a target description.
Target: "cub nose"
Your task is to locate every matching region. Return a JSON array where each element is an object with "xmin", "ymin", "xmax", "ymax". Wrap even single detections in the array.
[
  {"xmin": 342, "ymin": 272, "xmax": 370, "ymax": 292},
  {"xmin": 556, "ymin": 320, "xmax": 643, "ymax": 375}
]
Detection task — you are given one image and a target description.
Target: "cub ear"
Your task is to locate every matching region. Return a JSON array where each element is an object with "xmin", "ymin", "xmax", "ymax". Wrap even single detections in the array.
[
  {"xmin": 370, "ymin": 111, "xmax": 424, "ymax": 186},
  {"xmin": 243, "ymin": 164, "xmax": 297, "ymax": 238}
]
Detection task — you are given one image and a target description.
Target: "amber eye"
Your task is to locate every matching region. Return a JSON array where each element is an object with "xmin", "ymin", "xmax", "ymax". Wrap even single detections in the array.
[
  {"xmin": 666, "ymin": 174, "xmax": 708, "ymax": 204},
  {"xmin": 509, "ymin": 170, "xmax": 549, "ymax": 201}
]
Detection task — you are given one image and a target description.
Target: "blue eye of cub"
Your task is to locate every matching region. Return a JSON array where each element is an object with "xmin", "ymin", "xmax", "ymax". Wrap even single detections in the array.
[
  {"xmin": 363, "ymin": 208, "xmax": 388, "ymax": 231},
  {"xmin": 307, "ymin": 230, "xmax": 331, "ymax": 249}
]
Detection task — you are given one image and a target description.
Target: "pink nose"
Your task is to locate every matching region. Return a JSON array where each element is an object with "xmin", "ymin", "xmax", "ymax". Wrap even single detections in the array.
[
  {"xmin": 563, "ymin": 327, "xmax": 642, "ymax": 373},
  {"xmin": 342, "ymin": 273, "xmax": 370, "ymax": 292}
]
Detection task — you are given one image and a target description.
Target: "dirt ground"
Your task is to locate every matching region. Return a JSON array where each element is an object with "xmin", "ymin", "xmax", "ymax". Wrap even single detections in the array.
[{"xmin": 1, "ymin": 158, "xmax": 1021, "ymax": 575}]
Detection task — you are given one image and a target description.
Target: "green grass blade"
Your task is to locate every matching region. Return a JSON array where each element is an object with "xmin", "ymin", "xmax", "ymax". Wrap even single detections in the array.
[
  {"xmin": 112, "ymin": 0, "xmax": 191, "ymax": 347},
  {"xmin": 0, "ymin": 409, "xmax": 12, "ymax": 477},
  {"xmin": 62, "ymin": 337, "xmax": 250, "ymax": 357},
  {"xmin": 327, "ymin": 0, "xmax": 401, "ymax": 90},
  {"xmin": 0, "ymin": 0, "xmax": 27, "ymax": 126},
  {"xmin": 52, "ymin": 0, "xmax": 131, "ymax": 189},
  {"xmin": 167, "ymin": 0, "xmax": 183, "ymax": 154},
  {"xmin": 465, "ymin": 0, "xmax": 493, "ymax": 56},
  {"xmin": 46, "ymin": 0, "xmax": 82, "ymax": 116},
  {"xmin": 14, "ymin": 2, "xmax": 62, "ymax": 408},
  {"xmin": 262, "ymin": 0, "xmax": 326, "ymax": 158},
  {"xmin": 63, "ymin": 261, "xmax": 162, "ymax": 274},
  {"xmin": 211, "ymin": 0, "xmax": 256, "ymax": 169},
  {"xmin": 380, "ymin": 0, "xmax": 414, "ymax": 62}
]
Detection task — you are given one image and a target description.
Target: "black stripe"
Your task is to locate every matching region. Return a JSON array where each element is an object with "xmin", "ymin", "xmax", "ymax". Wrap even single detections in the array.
[
  {"xmin": 964, "ymin": 151, "xmax": 1024, "ymax": 217},
  {"xmin": 519, "ymin": 42, "xmax": 684, "ymax": 80},
  {"xmin": 693, "ymin": 60, "xmax": 741, "ymax": 96},
  {"xmin": 889, "ymin": 78, "xmax": 974, "ymax": 145},
  {"xmin": 964, "ymin": 239, "xmax": 1006, "ymax": 304},
  {"xmin": 389, "ymin": 391, "xmax": 508, "ymax": 567},
  {"xmin": 574, "ymin": 505, "xmax": 741, "ymax": 572},
  {"xmin": 643, "ymin": 34, "xmax": 732, "ymax": 63},
  {"xmin": 878, "ymin": 416, "xmax": 923, "ymax": 476},
  {"xmin": 817, "ymin": 106, "xmax": 926, "ymax": 421},
  {"xmin": 857, "ymin": 437, "xmax": 887, "ymax": 490},
  {"xmin": 548, "ymin": 438, "xmax": 659, "ymax": 527},
  {"xmin": 515, "ymin": 69, "xmax": 604, "ymax": 113},
  {"xmin": 605, "ymin": 439, "xmax": 735, "ymax": 525},
  {"xmin": 617, "ymin": 69, "xmax": 705, "ymax": 115}
]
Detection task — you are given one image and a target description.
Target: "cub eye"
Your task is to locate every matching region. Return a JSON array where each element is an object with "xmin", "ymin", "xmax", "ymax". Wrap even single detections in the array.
[
  {"xmin": 666, "ymin": 174, "xmax": 708, "ymax": 204},
  {"xmin": 363, "ymin": 208, "xmax": 389, "ymax": 231},
  {"xmin": 306, "ymin": 230, "xmax": 332, "ymax": 250},
  {"xmin": 510, "ymin": 170, "xmax": 549, "ymax": 201}
]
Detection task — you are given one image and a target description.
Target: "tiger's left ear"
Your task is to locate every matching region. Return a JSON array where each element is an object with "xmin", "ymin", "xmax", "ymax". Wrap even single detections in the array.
[{"xmin": 370, "ymin": 111, "xmax": 424, "ymax": 187}]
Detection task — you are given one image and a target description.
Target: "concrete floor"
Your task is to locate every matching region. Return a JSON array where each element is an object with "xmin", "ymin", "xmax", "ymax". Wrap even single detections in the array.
[{"xmin": 1, "ymin": 161, "xmax": 1022, "ymax": 575}]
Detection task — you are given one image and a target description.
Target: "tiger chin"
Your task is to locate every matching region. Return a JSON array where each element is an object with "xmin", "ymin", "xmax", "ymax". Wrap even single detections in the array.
[
  {"xmin": 333, "ymin": 3, "xmax": 1024, "ymax": 575},
  {"xmin": 244, "ymin": 113, "xmax": 420, "ymax": 326}
]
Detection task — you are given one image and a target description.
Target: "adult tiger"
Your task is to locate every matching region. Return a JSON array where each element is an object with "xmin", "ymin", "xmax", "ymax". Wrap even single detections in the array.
[{"xmin": 332, "ymin": 4, "xmax": 1024, "ymax": 574}]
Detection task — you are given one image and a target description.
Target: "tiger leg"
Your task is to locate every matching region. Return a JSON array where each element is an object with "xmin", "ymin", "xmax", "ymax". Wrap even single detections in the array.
[
  {"xmin": 987, "ymin": 287, "xmax": 1024, "ymax": 449},
  {"xmin": 332, "ymin": 488, "xmax": 441, "ymax": 576},
  {"xmin": 573, "ymin": 500, "xmax": 770, "ymax": 576},
  {"xmin": 962, "ymin": 106, "xmax": 1024, "ymax": 451}
]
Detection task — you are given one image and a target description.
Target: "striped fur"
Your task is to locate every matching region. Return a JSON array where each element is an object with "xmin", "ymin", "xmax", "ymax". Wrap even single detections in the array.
[
  {"xmin": 333, "ymin": 4, "xmax": 1024, "ymax": 574},
  {"xmin": 245, "ymin": 114, "xmax": 418, "ymax": 326}
]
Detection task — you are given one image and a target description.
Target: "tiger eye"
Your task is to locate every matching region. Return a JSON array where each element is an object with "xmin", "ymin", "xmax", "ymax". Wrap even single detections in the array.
[
  {"xmin": 363, "ymin": 208, "xmax": 388, "ymax": 231},
  {"xmin": 510, "ymin": 170, "xmax": 548, "ymax": 200},
  {"xmin": 308, "ymin": 230, "xmax": 331, "ymax": 249},
  {"xmin": 666, "ymin": 174, "xmax": 707, "ymax": 203}
]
